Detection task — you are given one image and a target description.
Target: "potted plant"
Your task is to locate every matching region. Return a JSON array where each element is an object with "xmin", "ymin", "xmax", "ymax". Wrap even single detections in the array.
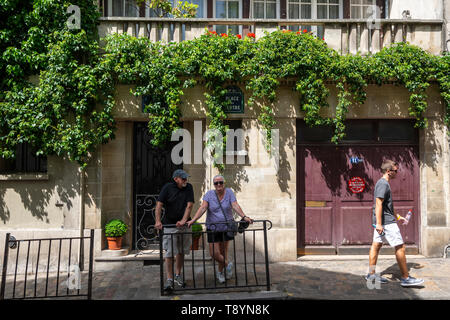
[
  {"xmin": 190, "ymin": 222, "xmax": 203, "ymax": 250},
  {"xmin": 105, "ymin": 219, "xmax": 128, "ymax": 250}
]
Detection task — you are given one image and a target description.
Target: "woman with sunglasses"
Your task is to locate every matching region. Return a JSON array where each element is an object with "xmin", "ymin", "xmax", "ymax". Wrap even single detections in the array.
[{"xmin": 188, "ymin": 175, "xmax": 253, "ymax": 283}]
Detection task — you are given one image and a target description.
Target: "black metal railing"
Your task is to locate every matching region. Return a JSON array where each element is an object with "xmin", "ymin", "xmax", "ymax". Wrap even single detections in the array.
[
  {"xmin": 0, "ymin": 230, "xmax": 94, "ymax": 300},
  {"xmin": 156, "ymin": 220, "xmax": 272, "ymax": 296}
]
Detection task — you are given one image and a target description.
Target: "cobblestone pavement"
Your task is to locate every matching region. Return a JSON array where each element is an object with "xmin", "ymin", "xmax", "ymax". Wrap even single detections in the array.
[
  {"xmin": 272, "ymin": 257, "xmax": 450, "ymax": 300},
  {"xmin": 89, "ymin": 257, "xmax": 450, "ymax": 300}
]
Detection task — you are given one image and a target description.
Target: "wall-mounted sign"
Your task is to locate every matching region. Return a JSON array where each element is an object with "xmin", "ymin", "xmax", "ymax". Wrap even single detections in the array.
[
  {"xmin": 348, "ymin": 177, "xmax": 366, "ymax": 194},
  {"xmin": 350, "ymin": 156, "xmax": 363, "ymax": 164},
  {"xmin": 224, "ymin": 86, "xmax": 244, "ymax": 114}
]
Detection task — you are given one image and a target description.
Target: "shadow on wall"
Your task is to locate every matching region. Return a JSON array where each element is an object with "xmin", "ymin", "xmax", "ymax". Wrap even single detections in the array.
[
  {"xmin": 0, "ymin": 158, "xmax": 84, "ymax": 225},
  {"xmin": 0, "ymin": 188, "xmax": 10, "ymax": 224},
  {"xmin": 225, "ymin": 118, "xmax": 295, "ymax": 199},
  {"xmin": 274, "ymin": 118, "xmax": 295, "ymax": 199},
  {"xmin": 302, "ymin": 143, "xmax": 420, "ymax": 198},
  {"xmin": 0, "ymin": 181, "xmax": 80, "ymax": 225},
  {"xmin": 422, "ymin": 117, "xmax": 444, "ymax": 174}
]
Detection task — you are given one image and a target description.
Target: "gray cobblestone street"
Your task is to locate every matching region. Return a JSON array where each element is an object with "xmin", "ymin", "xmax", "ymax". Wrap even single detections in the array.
[{"xmin": 88, "ymin": 256, "xmax": 450, "ymax": 300}]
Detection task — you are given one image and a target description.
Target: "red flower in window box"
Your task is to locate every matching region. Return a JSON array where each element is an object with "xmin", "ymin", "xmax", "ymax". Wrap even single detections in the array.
[
  {"xmin": 303, "ymin": 29, "xmax": 308, "ymax": 33},
  {"xmin": 221, "ymin": 33, "xmax": 228, "ymax": 37},
  {"xmin": 236, "ymin": 34, "xmax": 242, "ymax": 39},
  {"xmin": 296, "ymin": 31, "xmax": 301, "ymax": 35},
  {"xmin": 207, "ymin": 30, "xmax": 217, "ymax": 36},
  {"xmin": 247, "ymin": 32, "xmax": 255, "ymax": 38}
]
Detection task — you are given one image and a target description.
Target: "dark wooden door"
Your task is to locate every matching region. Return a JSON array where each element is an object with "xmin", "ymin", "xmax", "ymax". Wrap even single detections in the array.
[
  {"xmin": 297, "ymin": 144, "xmax": 420, "ymax": 253},
  {"xmin": 133, "ymin": 122, "xmax": 182, "ymax": 250}
]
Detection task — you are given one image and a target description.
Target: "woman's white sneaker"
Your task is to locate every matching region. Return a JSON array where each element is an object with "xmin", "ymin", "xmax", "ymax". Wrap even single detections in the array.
[
  {"xmin": 217, "ymin": 271, "xmax": 225, "ymax": 284},
  {"xmin": 226, "ymin": 262, "xmax": 233, "ymax": 280}
]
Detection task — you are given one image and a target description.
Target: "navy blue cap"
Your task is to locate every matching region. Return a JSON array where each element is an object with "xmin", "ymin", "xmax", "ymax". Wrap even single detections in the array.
[{"xmin": 172, "ymin": 169, "xmax": 189, "ymax": 179}]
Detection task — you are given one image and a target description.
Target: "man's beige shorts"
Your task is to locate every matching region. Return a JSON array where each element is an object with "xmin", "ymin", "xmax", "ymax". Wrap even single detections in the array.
[
  {"xmin": 373, "ymin": 222, "xmax": 404, "ymax": 247},
  {"xmin": 162, "ymin": 226, "xmax": 192, "ymax": 258}
]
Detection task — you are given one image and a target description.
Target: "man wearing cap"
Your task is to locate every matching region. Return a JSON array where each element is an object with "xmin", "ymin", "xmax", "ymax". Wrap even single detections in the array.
[{"xmin": 155, "ymin": 169, "xmax": 194, "ymax": 293}]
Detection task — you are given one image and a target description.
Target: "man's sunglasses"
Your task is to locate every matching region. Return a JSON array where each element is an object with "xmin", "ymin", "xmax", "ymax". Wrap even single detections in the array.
[
  {"xmin": 214, "ymin": 181, "xmax": 224, "ymax": 186},
  {"xmin": 390, "ymin": 169, "xmax": 398, "ymax": 173}
]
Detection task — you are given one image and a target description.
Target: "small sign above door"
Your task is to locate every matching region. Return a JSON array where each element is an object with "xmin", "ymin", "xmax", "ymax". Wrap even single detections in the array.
[{"xmin": 224, "ymin": 86, "xmax": 244, "ymax": 114}]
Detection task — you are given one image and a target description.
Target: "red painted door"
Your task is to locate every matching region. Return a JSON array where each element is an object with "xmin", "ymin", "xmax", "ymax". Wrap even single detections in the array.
[{"xmin": 297, "ymin": 145, "xmax": 420, "ymax": 253}]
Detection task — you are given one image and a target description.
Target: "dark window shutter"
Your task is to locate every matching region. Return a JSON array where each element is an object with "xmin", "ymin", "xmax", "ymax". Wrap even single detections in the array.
[
  {"xmin": 139, "ymin": 1, "xmax": 145, "ymax": 17},
  {"xmin": 280, "ymin": 0, "xmax": 287, "ymax": 19},
  {"xmin": 207, "ymin": 0, "xmax": 213, "ymax": 18},
  {"xmin": 0, "ymin": 143, "xmax": 47, "ymax": 174},
  {"xmin": 343, "ymin": 0, "xmax": 350, "ymax": 19},
  {"xmin": 243, "ymin": 0, "xmax": 250, "ymax": 19},
  {"xmin": 376, "ymin": 0, "xmax": 386, "ymax": 18}
]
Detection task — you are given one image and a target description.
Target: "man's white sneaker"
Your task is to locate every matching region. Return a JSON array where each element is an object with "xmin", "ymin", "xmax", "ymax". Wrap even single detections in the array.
[{"xmin": 400, "ymin": 276, "xmax": 424, "ymax": 287}]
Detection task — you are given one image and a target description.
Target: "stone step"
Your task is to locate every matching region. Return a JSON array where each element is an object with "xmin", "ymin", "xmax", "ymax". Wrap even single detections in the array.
[{"xmin": 95, "ymin": 248, "xmax": 211, "ymax": 263}]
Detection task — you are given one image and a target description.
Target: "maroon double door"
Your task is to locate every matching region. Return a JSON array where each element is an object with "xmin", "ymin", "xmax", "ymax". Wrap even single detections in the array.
[{"xmin": 297, "ymin": 145, "xmax": 420, "ymax": 254}]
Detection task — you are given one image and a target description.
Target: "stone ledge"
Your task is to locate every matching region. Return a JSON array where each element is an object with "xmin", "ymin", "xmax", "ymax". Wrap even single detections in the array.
[
  {"xmin": 0, "ymin": 173, "xmax": 49, "ymax": 181},
  {"xmin": 95, "ymin": 249, "xmax": 159, "ymax": 262},
  {"xmin": 95, "ymin": 249, "xmax": 212, "ymax": 262}
]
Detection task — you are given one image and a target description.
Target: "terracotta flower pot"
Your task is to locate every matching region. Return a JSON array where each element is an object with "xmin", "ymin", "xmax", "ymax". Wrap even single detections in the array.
[
  {"xmin": 190, "ymin": 236, "xmax": 200, "ymax": 250},
  {"xmin": 107, "ymin": 236, "xmax": 123, "ymax": 250}
]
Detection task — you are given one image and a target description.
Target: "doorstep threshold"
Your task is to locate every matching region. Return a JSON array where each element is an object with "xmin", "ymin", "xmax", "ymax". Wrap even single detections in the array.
[
  {"xmin": 95, "ymin": 248, "xmax": 211, "ymax": 262},
  {"xmin": 95, "ymin": 248, "xmax": 160, "ymax": 262}
]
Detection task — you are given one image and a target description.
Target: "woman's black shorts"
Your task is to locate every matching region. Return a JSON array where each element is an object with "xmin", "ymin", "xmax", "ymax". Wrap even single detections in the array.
[{"xmin": 206, "ymin": 229, "xmax": 234, "ymax": 243}]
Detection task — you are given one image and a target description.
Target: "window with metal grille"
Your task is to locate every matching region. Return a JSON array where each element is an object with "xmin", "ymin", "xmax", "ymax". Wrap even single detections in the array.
[
  {"xmin": 252, "ymin": 0, "xmax": 277, "ymax": 19},
  {"xmin": 287, "ymin": 0, "xmax": 342, "ymax": 38},
  {"xmin": 350, "ymin": 0, "xmax": 376, "ymax": 19},
  {"xmin": 110, "ymin": 0, "xmax": 139, "ymax": 17},
  {"xmin": 214, "ymin": 0, "xmax": 242, "ymax": 35},
  {"xmin": 0, "ymin": 143, "xmax": 47, "ymax": 174}
]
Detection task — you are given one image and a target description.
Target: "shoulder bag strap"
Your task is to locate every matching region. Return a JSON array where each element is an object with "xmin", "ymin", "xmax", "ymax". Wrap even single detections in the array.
[{"xmin": 215, "ymin": 190, "xmax": 229, "ymax": 222}]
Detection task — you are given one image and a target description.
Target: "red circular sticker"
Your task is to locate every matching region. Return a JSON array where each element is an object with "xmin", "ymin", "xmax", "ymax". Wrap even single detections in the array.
[{"xmin": 348, "ymin": 177, "xmax": 366, "ymax": 193}]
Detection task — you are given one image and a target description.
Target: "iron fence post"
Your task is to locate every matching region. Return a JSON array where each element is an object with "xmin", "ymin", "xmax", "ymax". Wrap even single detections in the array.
[
  {"xmin": 263, "ymin": 221, "xmax": 271, "ymax": 291},
  {"xmin": 87, "ymin": 229, "xmax": 95, "ymax": 300},
  {"xmin": 160, "ymin": 228, "xmax": 165, "ymax": 296},
  {"xmin": 1, "ymin": 233, "xmax": 10, "ymax": 300}
]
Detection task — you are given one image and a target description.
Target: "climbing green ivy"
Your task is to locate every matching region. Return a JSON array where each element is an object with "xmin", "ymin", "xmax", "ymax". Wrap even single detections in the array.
[
  {"xmin": 1, "ymin": 1, "xmax": 450, "ymax": 170},
  {"xmin": 0, "ymin": 0, "xmax": 114, "ymax": 168}
]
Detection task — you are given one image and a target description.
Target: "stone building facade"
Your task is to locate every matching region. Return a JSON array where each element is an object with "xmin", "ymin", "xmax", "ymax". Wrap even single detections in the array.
[{"xmin": 1, "ymin": 1, "xmax": 450, "ymax": 270}]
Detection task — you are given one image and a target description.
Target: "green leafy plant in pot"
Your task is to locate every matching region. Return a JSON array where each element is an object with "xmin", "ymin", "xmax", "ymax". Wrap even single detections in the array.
[
  {"xmin": 105, "ymin": 219, "xmax": 128, "ymax": 250},
  {"xmin": 190, "ymin": 222, "xmax": 203, "ymax": 250}
]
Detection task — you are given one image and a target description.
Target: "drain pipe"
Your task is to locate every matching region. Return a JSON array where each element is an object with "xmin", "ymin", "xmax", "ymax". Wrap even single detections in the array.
[{"xmin": 445, "ymin": 0, "xmax": 450, "ymax": 52}]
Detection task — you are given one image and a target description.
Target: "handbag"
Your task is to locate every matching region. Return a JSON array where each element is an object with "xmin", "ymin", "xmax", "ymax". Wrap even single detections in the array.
[{"xmin": 215, "ymin": 191, "xmax": 238, "ymax": 238}]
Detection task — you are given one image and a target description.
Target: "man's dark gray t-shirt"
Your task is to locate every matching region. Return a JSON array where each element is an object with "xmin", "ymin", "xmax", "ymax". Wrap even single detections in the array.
[{"xmin": 372, "ymin": 177, "xmax": 396, "ymax": 225}]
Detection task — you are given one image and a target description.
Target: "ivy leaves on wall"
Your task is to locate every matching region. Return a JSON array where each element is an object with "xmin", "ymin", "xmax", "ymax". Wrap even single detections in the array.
[
  {"xmin": 1, "ymin": 1, "xmax": 449, "ymax": 170},
  {"xmin": 0, "ymin": 0, "xmax": 114, "ymax": 168},
  {"xmin": 102, "ymin": 30, "xmax": 450, "ymax": 171}
]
